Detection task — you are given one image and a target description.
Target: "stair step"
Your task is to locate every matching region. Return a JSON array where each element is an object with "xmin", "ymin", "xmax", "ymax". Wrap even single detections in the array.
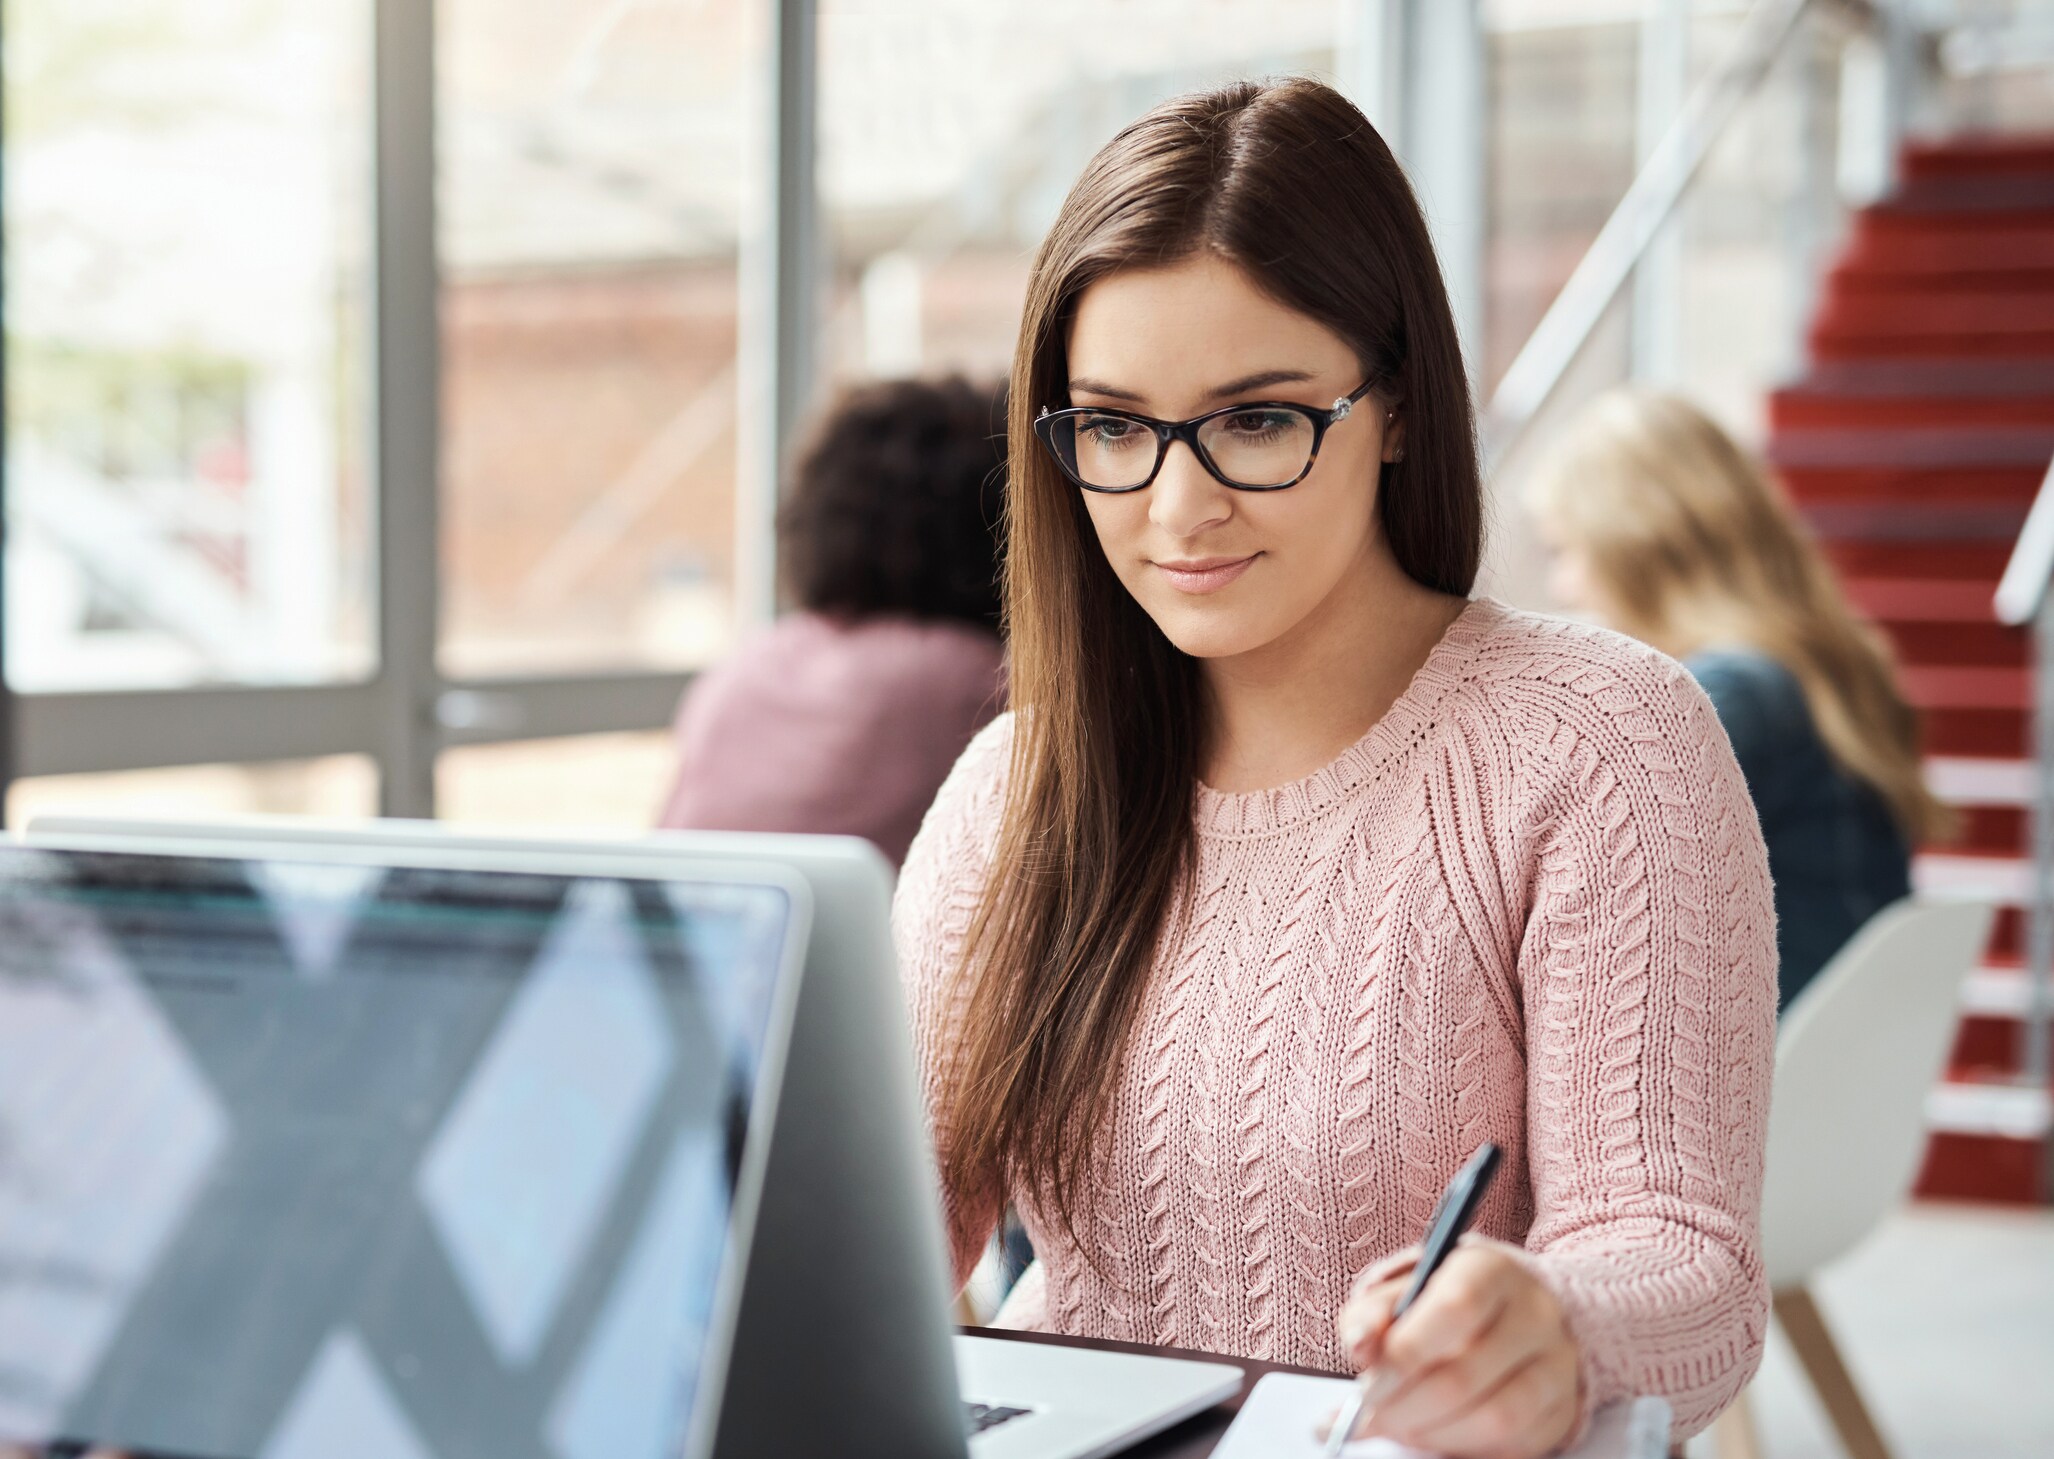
[
  {"xmin": 1816, "ymin": 294, "xmax": 2054, "ymax": 334},
  {"xmin": 1777, "ymin": 468, "xmax": 2044, "ymax": 508},
  {"xmin": 1846, "ymin": 215, "xmax": 2054, "ymax": 270},
  {"xmin": 1792, "ymin": 360, "xmax": 2054, "ymax": 396},
  {"xmin": 1901, "ymin": 665, "xmax": 2032, "ymax": 710},
  {"xmin": 1922, "ymin": 759, "xmax": 2031, "ymax": 855},
  {"xmin": 1829, "ymin": 265, "xmax": 2054, "ymax": 300},
  {"xmin": 1881, "ymin": 620, "xmax": 2028, "ymax": 670},
  {"xmin": 1856, "ymin": 207, "xmax": 2054, "ymax": 241},
  {"xmin": 1914, "ymin": 851, "xmax": 2031, "ymax": 905},
  {"xmin": 1768, "ymin": 426, "xmax": 2054, "ymax": 470},
  {"xmin": 1925, "ymin": 1078, "xmax": 2052, "ymax": 1138},
  {"xmin": 1923, "ymin": 709, "xmax": 2028, "ymax": 758},
  {"xmin": 1884, "ymin": 175, "xmax": 2054, "ymax": 215},
  {"xmin": 1842, "ymin": 582, "xmax": 2026, "ymax": 668},
  {"xmin": 1801, "ymin": 502, "xmax": 2028, "ymax": 543},
  {"xmin": 1950, "ymin": 963, "xmax": 2049, "ymax": 1076},
  {"xmin": 1914, "ymin": 1128, "xmax": 2046, "ymax": 1204},
  {"xmin": 1925, "ymin": 756, "xmax": 2034, "ymax": 805},
  {"xmin": 1811, "ymin": 295, "xmax": 2054, "ymax": 358},
  {"xmin": 1915, "ymin": 1079, "xmax": 2051, "ymax": 1204},
  {"xmin": 1848, "ymin": 579, "xmax": 2003, "ymax": 622},
  {"xmin": 1902, "ymin": 135, "xmax": 2054, "ymax": 183},
  {"xmin": 1946, "ymin": 802, "xmax": 2028, "ymax": 855},
  {"xmin": 1772, "ymin": 388, "xmax": 2054, "ymax": 431},
  {"xmin": 1922, "ymin": 762, "xmax": 2033, "ymax": 869},
  {"xmin": 1962, "ymin": 960, "xmax": 2042, "ymax": 1018},
  {"xmin": 1824, "ymin": 540, "xmax": 2013, "ymax": 579}
]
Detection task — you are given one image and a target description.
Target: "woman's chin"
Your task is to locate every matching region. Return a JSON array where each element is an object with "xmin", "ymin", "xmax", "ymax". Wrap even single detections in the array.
[{"xmin": 1148, "ymin": 603, "xmax": 1281, "ymax": 662}]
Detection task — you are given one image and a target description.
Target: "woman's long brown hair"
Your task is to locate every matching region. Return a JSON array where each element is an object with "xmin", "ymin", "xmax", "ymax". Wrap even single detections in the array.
[{"xmin": 940, "ymin": 78, "xmax": 1484, "ymax": 1242}]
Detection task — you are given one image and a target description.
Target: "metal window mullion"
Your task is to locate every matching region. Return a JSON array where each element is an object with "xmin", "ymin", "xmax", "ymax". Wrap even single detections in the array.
[
  {"xmin": 1398, "ymin": 0, "xmax": 1486, "ymax": 383},
  {"xmin": 432, "ymin": 670, "xmax": 695, "ymax": 747},
  {"xmin": 372, "ymin": 0, "xmax": 443, "ymax": 818},
  {"xmin": 1632, "ymin": 0, "xmax": 1690, "ymax": 384},
  {"xmin": 14, "ymin": 683, "xmax": 386, "ymax": 778},
  {"xmin": 736, "ymin": 0, "xmax": 820, "ymax": 629},
  {"xmin": 1, "ymin": 0, "xmax": 13, "ymax": 808}
]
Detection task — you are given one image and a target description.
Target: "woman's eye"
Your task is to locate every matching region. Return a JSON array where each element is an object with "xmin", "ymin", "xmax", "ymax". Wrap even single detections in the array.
[
  {"xmin": 1078, "ymin": 416, "xmax": 1144, "ymax": 448},
  {"xmin": 1222, "ymin": 410, "xmax": 1294, "ymax": 438}
]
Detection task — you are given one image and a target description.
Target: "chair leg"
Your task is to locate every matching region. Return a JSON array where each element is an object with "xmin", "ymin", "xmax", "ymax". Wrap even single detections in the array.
[
  {"xmin": 1773, "ymin": 1286, "xmax": 1895, "ymax": 1459},
  {"xmin": 1709, "ymin": 1385, "xmax": 1763, "ymax": 1459}
]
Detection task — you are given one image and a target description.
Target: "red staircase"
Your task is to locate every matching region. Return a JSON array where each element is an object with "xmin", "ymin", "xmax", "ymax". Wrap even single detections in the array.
[{"xmin": 1767, "ymin": 136, "xmax": 2054, "ymax": 1205}]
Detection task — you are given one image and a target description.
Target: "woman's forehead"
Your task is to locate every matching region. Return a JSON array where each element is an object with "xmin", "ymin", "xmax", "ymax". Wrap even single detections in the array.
[{"xmin": 1065, "ymin": 256, "xmax": 1356, "ymax": 413}]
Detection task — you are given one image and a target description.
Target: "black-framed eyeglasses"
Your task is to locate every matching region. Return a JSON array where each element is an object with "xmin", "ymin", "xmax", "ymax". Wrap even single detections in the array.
[{"xmin": 1033, "ymin": 378, "xmax": 1381, "ymax": 493}]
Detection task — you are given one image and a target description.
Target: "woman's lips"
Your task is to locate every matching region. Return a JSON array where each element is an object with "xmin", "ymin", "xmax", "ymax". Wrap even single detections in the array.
[{"xmin": 1154, "ymin": 554, "xmax": 1259, "ymax": 594}]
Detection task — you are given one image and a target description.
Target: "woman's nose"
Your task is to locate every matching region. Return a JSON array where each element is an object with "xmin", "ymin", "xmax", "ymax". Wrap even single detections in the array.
[{"xmin": 1148, "ymin": 441, "xmax": 1232, "ymax": 539}]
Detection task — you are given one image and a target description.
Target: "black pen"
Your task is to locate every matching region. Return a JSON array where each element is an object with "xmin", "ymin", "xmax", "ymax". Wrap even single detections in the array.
[{"xmin": 1323, "ymin": 1142, "xmax": 1504, "ymax": 1456}]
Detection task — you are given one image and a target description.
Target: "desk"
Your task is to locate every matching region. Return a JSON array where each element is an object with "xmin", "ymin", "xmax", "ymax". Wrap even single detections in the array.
[{"xmin": 972, "ymin": 1326, "xmax": 1334, "ymax": 1459}]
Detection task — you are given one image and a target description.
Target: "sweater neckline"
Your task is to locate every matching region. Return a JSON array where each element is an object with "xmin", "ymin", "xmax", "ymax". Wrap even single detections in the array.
[{"xmin": 1191, "ymin": 596, "xmax": 1503, "ymax": 838}]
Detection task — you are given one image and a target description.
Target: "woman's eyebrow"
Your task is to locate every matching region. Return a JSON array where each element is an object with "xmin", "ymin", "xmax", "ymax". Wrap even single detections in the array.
[
  {"xmin": 1066, "ymin": 368, "xmax": 1319, "ymax": 407},
  {"xmin": 1205, "ymin": 368, "xmax": 1318, "ymax": 400},
  {"xmin": 1066, "ymin": 377, "xmax": 1147, "ymax": 403}
]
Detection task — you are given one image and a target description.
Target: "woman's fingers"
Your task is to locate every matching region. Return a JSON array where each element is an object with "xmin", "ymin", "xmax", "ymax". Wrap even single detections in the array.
[
  {"xmin": 1375, "ymin": 1247, "xmax": 1515, "ymax": 1383},
  {"xmin": 1336, "ymin": 1278, "xmax": 1402, "ymax": 1371},
  {"xmin": 1364, "ymin": 1291, "xmax": 1547, "ymax": 1439},
  {"xmin": 1337, "ymin": 1244, "xmax": 1580, "ymax": 1458},
  {"xmin": 1403, "ymin": 1344, "xmax": 1582, "ymax": 1459}
]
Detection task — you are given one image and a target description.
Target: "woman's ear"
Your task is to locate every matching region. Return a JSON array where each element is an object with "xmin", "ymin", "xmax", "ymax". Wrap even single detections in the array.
[{"xmin": 1381, "ymin": 406, "xmax": 1406, "ymax": 465}]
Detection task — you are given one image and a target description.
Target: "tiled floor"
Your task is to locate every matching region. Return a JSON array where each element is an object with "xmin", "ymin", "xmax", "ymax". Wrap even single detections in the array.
[{"xmin": 1685, "ymin": 1202, "xmax": 2054, "ymax": 1459}]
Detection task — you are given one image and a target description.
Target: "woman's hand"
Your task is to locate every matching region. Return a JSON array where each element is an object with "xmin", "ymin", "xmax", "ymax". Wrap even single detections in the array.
[{"xmin": 1334, "ymin": 1240, "xmax": 1582, "ymax": 1459}]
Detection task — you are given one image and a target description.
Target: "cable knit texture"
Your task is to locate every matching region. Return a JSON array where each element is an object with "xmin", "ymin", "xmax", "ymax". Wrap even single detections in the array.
[{"xmin": 893, "ymin": 599, "xmax": 1777, "ymax": 1438}]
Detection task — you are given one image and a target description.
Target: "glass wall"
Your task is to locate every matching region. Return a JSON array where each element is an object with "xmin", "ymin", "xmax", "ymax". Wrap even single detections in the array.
[
  {"xmin": 2, "ymin": 0, "xmax": 2028, "ymax": 823},
  {"xmin": 437, "ymin": 0, "xmax": 754, "ymax": 678},
  {"xmin": 3, "ymin": 0, "xmax": 374, "ymax": 692},
  {"xmin": 816, "ymin": 0, "xmax": 1352, "ymax": 390}
]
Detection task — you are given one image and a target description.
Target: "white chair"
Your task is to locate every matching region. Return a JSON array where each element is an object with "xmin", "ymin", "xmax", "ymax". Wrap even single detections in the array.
[{"xmin": 1713, "ymin": 896, "xmax": 1995, "ymax": 1459}]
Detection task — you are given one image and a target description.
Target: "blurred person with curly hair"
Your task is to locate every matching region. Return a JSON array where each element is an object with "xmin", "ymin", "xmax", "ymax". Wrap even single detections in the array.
[{"xmin": 658, "ymin": 375, "xmax": 1007, "ymax": 866}]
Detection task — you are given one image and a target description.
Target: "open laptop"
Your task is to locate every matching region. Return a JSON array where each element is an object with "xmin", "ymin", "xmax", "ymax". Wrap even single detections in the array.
[
  {"xmin": 19, "ymin": 817, "xmax": 1246, "ymax": 1459},
  {"xmin": 0, "ymin": 838, "xmax": 811, "ymax": 1459}
]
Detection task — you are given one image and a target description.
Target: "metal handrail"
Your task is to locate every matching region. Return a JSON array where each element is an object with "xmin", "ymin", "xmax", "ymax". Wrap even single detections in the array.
[
  {"xmin": 1480, "ymin": 0, "xmax": 1883, "ymax": 464},
  {"xmin": 1995, "ymin": 454, "xmax": 2054, "ymax": 627},
  {"xmin": 1998, "ymin": 452, "xmax": 2054, "ymax": 1116}
]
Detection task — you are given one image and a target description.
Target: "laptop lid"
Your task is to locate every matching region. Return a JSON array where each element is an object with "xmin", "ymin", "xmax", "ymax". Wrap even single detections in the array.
[
  {"xmin": 21, "ymin": 819, "xmax": 974, "ymax": 1459},
  {"xmin": 0, "ymin": 840, "xmax": 810, "ymax": 1459}
]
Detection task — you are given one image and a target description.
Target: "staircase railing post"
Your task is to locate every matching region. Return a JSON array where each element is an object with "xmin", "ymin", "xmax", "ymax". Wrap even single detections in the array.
[{"xmin": 2032, "ymin": 598, "xmax": 2054, "ymax": 1198}]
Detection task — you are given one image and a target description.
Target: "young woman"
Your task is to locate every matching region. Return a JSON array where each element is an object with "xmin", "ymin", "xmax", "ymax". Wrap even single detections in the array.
[
  {"xmin": 1526, "ymin": 388, "xmax": 1949, "ymax": 1011},
  {"xmin": 894, "ymin": 80, "xmax": 1776, "ymax": 1455}
]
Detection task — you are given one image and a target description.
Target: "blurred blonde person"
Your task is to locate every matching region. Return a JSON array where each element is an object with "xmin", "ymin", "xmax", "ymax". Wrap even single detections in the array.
[{"xmin": 1527, "ymin": 389, "xmax": 1951, "ymax": 1010}]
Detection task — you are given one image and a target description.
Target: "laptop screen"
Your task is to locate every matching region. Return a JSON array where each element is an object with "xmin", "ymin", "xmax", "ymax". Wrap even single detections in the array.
[{"xmin": 0, "ymin": 844, "xmax": 798, "ymax": 1459}]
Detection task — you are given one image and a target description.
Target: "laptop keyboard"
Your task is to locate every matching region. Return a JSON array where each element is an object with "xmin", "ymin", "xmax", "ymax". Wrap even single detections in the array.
[{"xmin": 965, "ymin": 1401, "xmax": 1034, "ymax": 1436}]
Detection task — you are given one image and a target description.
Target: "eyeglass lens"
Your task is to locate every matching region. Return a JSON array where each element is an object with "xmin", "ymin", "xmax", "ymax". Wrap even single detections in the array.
[{"xmin": 1054, "ymin": 407, "xmax": 1319, "ymax": 489}]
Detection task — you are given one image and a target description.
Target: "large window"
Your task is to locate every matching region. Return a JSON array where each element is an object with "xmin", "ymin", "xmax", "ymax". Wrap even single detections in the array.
[
  {"xmin": 4, "ymin": 0, "xmax": 373, "ymax": 692},
  {"xmin": 439, "ymin": 0, "xmax": 752, "ymax": 678}
]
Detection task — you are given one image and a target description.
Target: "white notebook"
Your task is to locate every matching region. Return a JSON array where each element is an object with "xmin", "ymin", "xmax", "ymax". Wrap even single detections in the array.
[{"xmin": 1210, "ymin": 1373, "xmax": 1672, "ymax": 1459}]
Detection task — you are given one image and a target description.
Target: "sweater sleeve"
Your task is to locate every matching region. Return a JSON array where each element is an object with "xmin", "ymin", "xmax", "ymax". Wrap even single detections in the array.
[
  {"xmin": 1510, "ymin": 649, "xmax": 1777, "ymax": 1438},
  {"xmin": 891, "ymin": 713, "xmax": 1016, "ymax": 1293}
]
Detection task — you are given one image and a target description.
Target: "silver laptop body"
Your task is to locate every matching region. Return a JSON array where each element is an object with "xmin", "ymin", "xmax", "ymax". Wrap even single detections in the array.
[{"xmin": 26, "ymin": 816, "xmax": 1245, "ymax": 1459}]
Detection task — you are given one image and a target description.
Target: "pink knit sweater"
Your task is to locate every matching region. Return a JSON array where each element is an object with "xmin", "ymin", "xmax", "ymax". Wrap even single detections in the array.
[{"xmin": 893, "ymin": 599, "xmax": 1776, "ymax": 1437}]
